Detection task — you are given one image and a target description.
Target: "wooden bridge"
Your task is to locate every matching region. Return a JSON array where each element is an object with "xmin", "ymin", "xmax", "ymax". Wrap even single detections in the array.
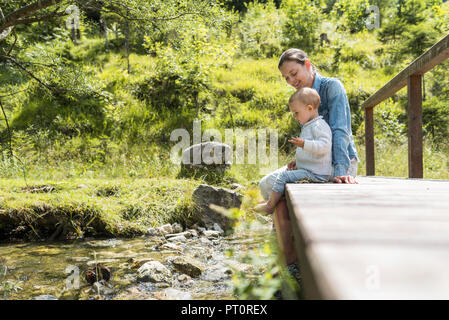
[{"xmin": 285, "ymin": 33, "xmax": 449, "ymax": 299}]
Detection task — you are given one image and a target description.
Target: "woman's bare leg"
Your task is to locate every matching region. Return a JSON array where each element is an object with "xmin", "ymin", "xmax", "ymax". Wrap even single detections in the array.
[
  {"xmin": 254, "ymin": 191, "xmax": 283, "ymax": 214},
  {"xmin": 273, "ymin": 199, "xmax": 297, "ymax": 265}
]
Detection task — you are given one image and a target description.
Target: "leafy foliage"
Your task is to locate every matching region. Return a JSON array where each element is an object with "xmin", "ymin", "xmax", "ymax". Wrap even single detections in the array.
[
  {"xmin": 237, "ymin": 0, "xmax": 285, "ymax": 58},
  {"xmin": 332, "ymin": 0, "xmax": 371, "ymax": 33},
  {"xmin": 280, "ymin": 0, "xmax": 323, "ymax": 52},
  {"xmin": 399, "ymin": 23, "xmax": 439, "ymax": 57}
]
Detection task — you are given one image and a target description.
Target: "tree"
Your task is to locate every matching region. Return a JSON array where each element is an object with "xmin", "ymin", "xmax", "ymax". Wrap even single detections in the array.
[
  {"xmin": 222, "ymin": 0, "xmax": 282, "ymax": 13},
  {"xmin": 139, "ymin": 17, "xmax": 237, "ymax": 116},
  {"xmin": 397, "ymin": 0, "xmax": 426, "ymax": 25},
  {"xmin": 238, "ymin": 0, "xmax": 285, "ymax": 58},
  {"xmin": 332, "ymin": 0, "xmax": 371, "ymax": 33},
  {"xmin": 378, "ymin": 0, "xmax": 428, "ymax": 44},
  {"xmin": 378, "ymin": 15, "xmax": 407, "ymax": 43},
  {"xmin": 377, "ymin": 0, "xmax": 445, "ymax": 67},
  {"xmin": 0, "ymin": 0, "xmax": 232, "ymax": 156},
  {"xmin": 1, "ymin": 0, "xmax": 231, "ymax": 88},
  {"xmin": 399, "ymin": 23, "xmax": 439, "ymax": 58},
  {"xmin": 281, "ymin": 0, "xmax": 323, "ymax": 52},
  {"xmin": 0, "ymin": 0, "xmax": 67, "ymax": 42}
]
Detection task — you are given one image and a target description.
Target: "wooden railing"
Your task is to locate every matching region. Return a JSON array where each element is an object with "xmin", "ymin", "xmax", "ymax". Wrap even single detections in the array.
[{"xmin": 361, "ymin": 32, "xmax": 449, "ymax": 178}]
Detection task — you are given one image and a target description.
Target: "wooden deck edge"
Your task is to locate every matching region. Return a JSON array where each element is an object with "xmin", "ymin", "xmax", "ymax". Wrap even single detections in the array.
[{"xmin": 285, "ymin": 188, "xmax": 337, "ymax": 299}]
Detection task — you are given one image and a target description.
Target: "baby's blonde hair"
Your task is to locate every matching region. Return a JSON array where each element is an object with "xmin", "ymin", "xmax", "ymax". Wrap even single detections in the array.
[{"xmin": 289, "ymin": 87, "xmax": 321, "ymax": 110}]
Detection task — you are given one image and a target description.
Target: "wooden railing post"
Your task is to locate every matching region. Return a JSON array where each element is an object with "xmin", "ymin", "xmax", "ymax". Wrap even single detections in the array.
[
  {"xmin": 407, "ymin": 74, "xmax": 423, "ymax": 178},
  {"xmin": 365, "ymin": 107, "xmax": 375, "ymax": 176}
]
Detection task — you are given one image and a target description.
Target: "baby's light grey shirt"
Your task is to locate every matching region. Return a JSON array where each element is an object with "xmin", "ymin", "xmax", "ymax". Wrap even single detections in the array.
[{"xmin": 295, "ymin": 115, "xmax": 333, "ymax": 176}]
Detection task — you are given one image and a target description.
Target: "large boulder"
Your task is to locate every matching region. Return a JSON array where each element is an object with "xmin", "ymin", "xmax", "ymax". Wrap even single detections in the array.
[
  {"xmin": 181, "ymin": 142, "xmax": 232, "ymax": 173},
  {"xmin": 192, "ymin": 184, "xmax": 242, "ymax": 231}
]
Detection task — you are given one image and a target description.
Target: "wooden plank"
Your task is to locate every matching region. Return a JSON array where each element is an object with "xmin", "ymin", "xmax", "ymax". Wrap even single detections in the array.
[
  {"xmin": 408, "ymin": 74, "xmax": 423, "ymax": 178},
  {"xmin": 285, "ymin": 177, "xmax": 449, "ymax": 299},
  {"xmin": 364, "ymin": 107, "xmax": 375, "ymax": 176},
  {"xmin": 361, "ymin": 32, "xmax": 449, "ymax": 110},
  {"xmin": 289, "ymin": 192, "xmax": 449, "ymax": 244},
  {"xmin": 288, "ymin": 179, "xmax": 449, "ymax": 221},
  {"xmin": 300, "ymin": 217, "xmax": 449, "ymax": 246},
  {"xmin": 307, "ymin": 243, "xmax": 449, "ymax": 299}
]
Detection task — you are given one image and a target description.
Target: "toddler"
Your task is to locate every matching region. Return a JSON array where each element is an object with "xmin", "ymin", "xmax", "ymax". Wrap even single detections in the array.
[{"xmin": 255, "ymin": 87, "xmax": 332, "ymax": 214}]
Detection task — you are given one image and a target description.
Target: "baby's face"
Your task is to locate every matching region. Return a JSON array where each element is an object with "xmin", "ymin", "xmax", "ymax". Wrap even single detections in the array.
[{"xmin": 289, "ymin": 101, "xmax": 314, "ymax": 125}]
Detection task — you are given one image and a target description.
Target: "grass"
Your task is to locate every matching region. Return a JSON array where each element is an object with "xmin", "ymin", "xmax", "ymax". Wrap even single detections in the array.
[
  {"xmin": 0, "ymin": 177, "xmax": 202, "ymax": 241},
  {"xmin": 2, "ymin": 129, "xmax": 446, "ymax": 242},
  {"xmin": 357, "ymin": 139, "xmax": 449, "ymax": 180}
]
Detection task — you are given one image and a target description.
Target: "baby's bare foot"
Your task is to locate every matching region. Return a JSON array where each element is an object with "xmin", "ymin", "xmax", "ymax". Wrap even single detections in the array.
[{"xmin": 254, "ymin": 203, "xmax": 273, "ymax": 215}]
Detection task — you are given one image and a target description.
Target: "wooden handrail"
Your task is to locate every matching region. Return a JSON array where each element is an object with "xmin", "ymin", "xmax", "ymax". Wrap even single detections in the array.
[
  {"xmin": 362, "ymin": 33, "xmax": 449, "ymax": 110},
  {"xmin": 361, "ymin": 32, "xmax": 449, "ymax": 178}
]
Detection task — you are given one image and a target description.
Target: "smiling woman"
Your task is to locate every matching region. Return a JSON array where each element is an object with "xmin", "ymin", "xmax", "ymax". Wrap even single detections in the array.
[{"xmin": 278, "ymin": 50, "xmax": 316, "ymax": 90}]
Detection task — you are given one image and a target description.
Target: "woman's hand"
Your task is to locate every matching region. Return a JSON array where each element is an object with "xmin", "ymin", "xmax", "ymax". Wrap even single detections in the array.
[
  {"xmin": 333, "ymin": 176, "xmax": 358, "ymax": 184},
  {"xmin": 287, "ymin": 160, "xmax": 297, "ymax": 171}
]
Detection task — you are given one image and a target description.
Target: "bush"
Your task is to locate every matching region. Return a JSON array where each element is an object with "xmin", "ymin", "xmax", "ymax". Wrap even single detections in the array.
[
  {"xmin": 238, "ymin": 1, "xmax": 286, "ymax": 58},
  {"xmin": 332, "ymin": 0, "xmax": 371, "ymax": 33},
  {"xmin": 280, "ymin": 0, "xmax": 323, "ymax": 52},
  {"xmin": 355, "ymin": 99, "xmax": 407, "ymax": 144},
  {"xmin": 137, "ymin": 24, "xmax": 237, "ymax": 113},
  {"xmin": 398, "ymin": 22, "xmax": 439, "ymax": 58},
  {"xmin": 422, "ymin": 97, "xmax": 449, "ymax": 143},
  {"xmin": 10, "ymin": 80, "xmax": 109, "ymax": 138},
  {"xmin": 346, "ymin": 86, "xmax": 371, "ymax": 135},
  {"xmin": 343, "ymin": 45, "xmax": 375, "ymax": 67}
]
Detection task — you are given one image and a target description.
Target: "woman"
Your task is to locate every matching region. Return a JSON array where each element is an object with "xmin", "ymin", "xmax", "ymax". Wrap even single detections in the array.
[{"xmin": 259, "ymin": 48, "xmax": 359, "ymax": 278}]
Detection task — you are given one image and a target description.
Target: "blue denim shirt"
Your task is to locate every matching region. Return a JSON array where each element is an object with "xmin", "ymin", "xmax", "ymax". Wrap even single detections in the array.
[{"xmin": 312, "ymin": 73, "xmax": 358, "ymax": 176}]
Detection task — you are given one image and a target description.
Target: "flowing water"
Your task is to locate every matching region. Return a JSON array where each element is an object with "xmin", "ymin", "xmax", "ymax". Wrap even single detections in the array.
[{"xmin": 0, "ymin": 223, "xmax": 272, "ymax": 300}]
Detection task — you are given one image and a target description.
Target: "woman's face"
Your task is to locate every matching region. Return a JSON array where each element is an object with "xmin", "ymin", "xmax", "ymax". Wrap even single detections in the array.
[{"xmin": 279, "ymin": 60, "xmax": 314, "ymax": 90}]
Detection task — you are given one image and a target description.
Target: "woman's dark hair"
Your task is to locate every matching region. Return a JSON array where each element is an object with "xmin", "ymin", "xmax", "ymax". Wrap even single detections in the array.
[{"xmin": 278, "ymin": 48, "xmax": 317, "ymax": 74}]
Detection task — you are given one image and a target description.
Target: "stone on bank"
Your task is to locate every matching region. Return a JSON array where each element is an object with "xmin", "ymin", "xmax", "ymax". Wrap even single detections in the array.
[
  {"xmin": 192, "ymin": 184, "xmax": 242, "ymax": 232},
  {"xmin": 137, "ymin": 261, "xmax": 172, "ymax": 283}
]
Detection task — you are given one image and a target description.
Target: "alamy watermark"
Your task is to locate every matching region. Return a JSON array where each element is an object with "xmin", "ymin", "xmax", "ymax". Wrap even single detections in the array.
[
  {"xmin": 170, "ymin": 120, "xmax": 279, "ymax": 175},
  {"xmin": 65, "ymin": 5, "xmax": 80, "ymax": 31},
  {"xmin": 365, "ymin": 5, "xmax": 381, "ymax": 30},
  {"xmin": 365, "ymin": 264, "xmax": 381, "ymax": 291},
  {"xmin": 65, "ymin": 265, "xmax": 80, "ymax": 290}
]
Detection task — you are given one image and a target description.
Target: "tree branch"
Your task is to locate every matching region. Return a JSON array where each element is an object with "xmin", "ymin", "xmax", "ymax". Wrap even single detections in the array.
[
  {"xmin": 1, "ymin": 55, "xmax": 55, "ymax": 93},
  {"xmin": 0, "ymin": 7, "xmax": 13, "ymax": 41},
  {"xmin": 4, "ymin": 29, "xmax": 18, "ymax": 56},
  {"xmin": 0, "ymin": 88, "xmax": 29, "ymax": 98},
  {"xmin": 79, "ymin": 1, "xmax": 207, "ymax": 24},
  {"xmin": 0, "ymin": 0, "xmax": 66, "ymax": 34},
  {"xmin": 15, "ymin": 10, "xmax": 68, "ymax": 26}
]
